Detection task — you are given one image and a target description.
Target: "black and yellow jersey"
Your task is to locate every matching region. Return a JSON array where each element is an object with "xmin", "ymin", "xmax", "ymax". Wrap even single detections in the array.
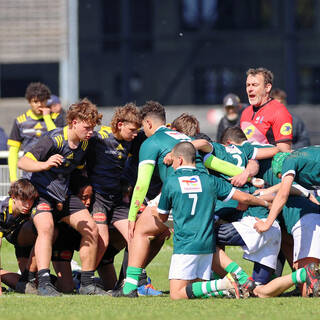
[
  {"xmin": 8, "ymin": 109, "xmax": 62, "ymax": 152},
  {"xmin": 26, "ymin": 126, "xmax": 89, "ymax": 202},
  {"xmin": 0, "ymin": 197, "xmax": 32, "ymax": 240},
  {"xmin": 86, "ymin": 127, "xmax": 144, "ymax": 195}
]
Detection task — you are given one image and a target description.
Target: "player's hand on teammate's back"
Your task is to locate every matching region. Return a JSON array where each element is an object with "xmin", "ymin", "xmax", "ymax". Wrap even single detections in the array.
[
  {"xmin": 163, "ymin": 152, "xmax": 173, "ymax": 166},
  {"xmin": 43, "ymin": 154, "xmax": 64, "ymax": 170},
  {"xmin": 254, "ymin": 217, "xmax": 272, "ymax": 233}
]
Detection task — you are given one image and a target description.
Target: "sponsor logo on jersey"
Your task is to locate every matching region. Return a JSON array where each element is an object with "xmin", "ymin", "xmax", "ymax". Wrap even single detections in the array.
[
  {"xmin": 280, "ymin": 123, "xmax": 292, "ymax": 135},
  {"xmin": 165, "ymin": 131, "xmax": 191, "ymax": 141},
  {"xmin": 37, "ymin": 203, "xmax": 51, "ymax": 211},
  {"xmin": 93, "ymin": 212, "xmax": 107, "ymax": 223},
  {"xmin": 243, "ymin": 125, "xmax": 255, "ymax": 139},
  {"xmin": 178, "ymin": 176, "xmax": 202, "ymax": 193}
]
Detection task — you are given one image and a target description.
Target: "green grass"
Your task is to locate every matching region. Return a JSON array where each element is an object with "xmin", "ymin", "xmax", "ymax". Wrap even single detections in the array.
[{"xmin": 1, "ymin": 241, "xmax": 320, "ymax": 320}]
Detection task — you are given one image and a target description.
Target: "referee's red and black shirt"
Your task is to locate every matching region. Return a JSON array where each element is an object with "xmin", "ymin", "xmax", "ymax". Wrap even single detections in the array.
[{"xmin": 240, "ymin": 99, "xmax": 292, "ymax": 145}]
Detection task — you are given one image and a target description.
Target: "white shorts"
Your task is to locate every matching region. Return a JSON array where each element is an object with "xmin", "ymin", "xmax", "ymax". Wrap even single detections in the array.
[
  {"xmin": 232, "ymin": 216, "xmax": 281, "ymax": 269},
  {"xmin": 292, "ymin": 213, "xmax": 320, "ymax": 263},
  {"xmin": 169, "ymin": 253, "xmax": 213, "ymax": 280},
  {"xmin": 148, "ymin": 193, "xmax": 173, "ymax": 228}
]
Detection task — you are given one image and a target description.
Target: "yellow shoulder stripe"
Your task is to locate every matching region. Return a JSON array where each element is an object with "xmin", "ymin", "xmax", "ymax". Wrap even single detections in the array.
[
  {"xmin": 17, "ymin": 113, "xmax": 27, "ymax": 124},
  {"xmin": 54, "ymin": 135, "xmax": 63, "ymax": 149},
  {"xmin": 98, "ymin": 126, "xmax": 112, "ymax": 139},
  {"xmin": 25, "ymin": 152, "xmax": 38, "ymax": 162}
]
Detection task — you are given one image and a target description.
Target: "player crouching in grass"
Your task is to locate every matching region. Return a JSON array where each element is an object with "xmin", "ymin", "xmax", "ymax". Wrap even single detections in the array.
[
  {"xmin": 155, "ymin": 141, "xmax": 246, "ymax": 300},
  {"xmin": 0, "ymin": 179, "xmax": 39, "ymax": 294}
]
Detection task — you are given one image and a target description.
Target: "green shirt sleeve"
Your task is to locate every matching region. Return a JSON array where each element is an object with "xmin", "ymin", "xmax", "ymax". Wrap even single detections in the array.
[{"xmin": 128, "ymin": 163, "xmax": 155, "ymax": 221}]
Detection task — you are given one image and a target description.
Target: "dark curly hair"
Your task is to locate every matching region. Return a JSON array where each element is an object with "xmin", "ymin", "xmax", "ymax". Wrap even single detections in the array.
[
  {"xmin": 140, "ymin": 101, "xmax": 166, "ymax": 123},
  {"xmin": 25, "ymin": 82, "xmax": 51, "ymax": 102}
]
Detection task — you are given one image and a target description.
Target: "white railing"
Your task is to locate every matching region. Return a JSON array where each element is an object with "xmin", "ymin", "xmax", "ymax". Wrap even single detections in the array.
[{"xmin": 0, "ymin": 151, "xmax": 23, "ymax": 197}]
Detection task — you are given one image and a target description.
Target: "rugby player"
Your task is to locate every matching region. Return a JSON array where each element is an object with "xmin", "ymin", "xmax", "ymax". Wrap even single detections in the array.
[
  {"xmin": 0, "ymin": 179, "xmax": 38, "ymax": 294},
  {"xmin": 240, "ymin": 68, "xmax": 293, "ymax": 152},
  {"xmin": 254, "ymin": 146, "xmax": 320, "ymax": 233},
  {"xmin": 18, "ymin": 99, "xmax": 105, "ymax": 296},
  {"xmin": 112, "ymin": 101, "xmax": 272, "ymax": 297},
  {"xmin": 7, "ymin": 82, "xmax": 63, "ymax": 182},
  {"xmin": 156, "ymin": 142, "xmax": 243, "ymax": 300}
]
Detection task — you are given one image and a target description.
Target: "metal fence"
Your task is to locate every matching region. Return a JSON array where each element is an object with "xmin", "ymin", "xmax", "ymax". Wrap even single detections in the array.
[{"xmin": 0, "ymin": 151, "xmax": 23, "ymax": 198}]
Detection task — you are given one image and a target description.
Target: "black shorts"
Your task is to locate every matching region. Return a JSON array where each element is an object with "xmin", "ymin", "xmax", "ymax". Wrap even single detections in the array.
[
  {"xmin": 52, "ymin": 222, "xmax": 81, "ymax": 262},
  {"xmin": 32, "ymin": 194, "xmax": 86, "ymax": 223},
  {"xmin": 91, "ymin": 192, "xmax": 129, "ymax": 225},
  {"xmin": 15, "ymin": 245, "xmax": 33, "ymax": 259},
  {"xmin": 5, "ymin": 220, "xmax": 37, "ymax": 246}
]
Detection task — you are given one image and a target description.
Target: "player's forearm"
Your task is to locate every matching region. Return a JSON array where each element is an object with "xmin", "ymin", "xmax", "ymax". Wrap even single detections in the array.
[
  {"xmin": 276, "ymin": 142, "xmax": 292, "ymax": 152},
  {"xmin": 264, "ymin": 191, "xmax": 288, "ymax": 228},
  {"xmin": 204, "ymin": 154, "xmax": 243, "ymax": 177},
  {"xmin": 192, "ymin": 139, "xmax": 213, "ymax": 153},
  {"xmin": 18, "ymin": 154, "xmax": 46, "ymax": 172},
  {"xmin": 256, "ymin": 147, "xmax": 280, "ymax": 160},
  {"xmin": 232, "ymin": 190, "xmax": 269, "ymax": 208},
  {"xmin": 128, "ymin": 163, "xmax": 154, "ymax": 222},
  {"xmin": 244, "ymin": 159, "xmax": 259, "ymax": 177},
  {"xmin": 8, "ymin": 146, "xmax": 19, "ymax": 182}
]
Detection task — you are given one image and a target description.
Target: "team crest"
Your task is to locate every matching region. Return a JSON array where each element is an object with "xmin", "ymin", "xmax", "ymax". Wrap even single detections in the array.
[
  {"xmin": 280, "ymin": 123, "xmax": 292, "ymax": 135},
  {"xmin": 243, "ymin": 125, "xmax": 255, "ymax": 139},
  {"xmin": 178, "ymin": 176, "xmax": 202, "ymax": 193}
]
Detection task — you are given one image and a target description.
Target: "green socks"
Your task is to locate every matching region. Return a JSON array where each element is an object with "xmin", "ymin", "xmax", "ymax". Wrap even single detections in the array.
[
  {"xmin": 123, "ymin": 266, "xmax": 143, "ymax": 294},
  {"xmin": 292, "ymin": 268, "xmax": 307, "ymax": 284},
  {"xmin": 225, "ymin": 262, "xmax": 249, "ymax": 285},
  {"xmin": 186, "ymin": 277, "xmax": 233, "ymax": 299}
]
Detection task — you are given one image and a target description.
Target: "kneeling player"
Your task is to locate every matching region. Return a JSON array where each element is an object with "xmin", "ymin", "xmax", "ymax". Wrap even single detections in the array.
[
  {"xmin": 156, "ymin": 142, "xmax": 253, "ymax": 300},
  {"xmin": 0, "ymin": 179, "xmax": 39, "ymax": 293}
]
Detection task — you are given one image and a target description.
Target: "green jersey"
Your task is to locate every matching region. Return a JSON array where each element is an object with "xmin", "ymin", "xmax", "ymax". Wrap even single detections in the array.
[
  {"xmin": 158, "ymin": 166, "xmax": 234, "ymax": 254},
  {"xmin": 139, "ymin": 126, "xmax": 204, "ymax": 181},
  {"xmin": 280, "ymin": 196, "xmax": 320, "ymax": 234},
  {"xmin": 210, "ymin": 142, "xmax": 257, "ymax": 179},
  {"xmin": 281, "ymin": 146, "xmax": 320, "ymax": 189}
]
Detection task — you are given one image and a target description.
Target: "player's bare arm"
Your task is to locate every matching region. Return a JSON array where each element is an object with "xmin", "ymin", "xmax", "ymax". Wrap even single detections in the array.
[
  {"xmin": 276, "ymin": 141, "xmax": 292, "ymax": 152},
  {"xmin": 18, "ymin": 153, "xmax": 64, "ymax": 172},
  {"xmin": 254, "ymin": 174, "xmax": 294, "ymax": 233},
  {"xmin": 230, "ymin": 159, "xmax": 259, "ymax": 187},
  {"xmin": 231, "ymin": 189, "xmax": 271, "ymax": 209},
  {"xmin": 255, "ymin": 146, "xmax": 280, "ymax": 159}
]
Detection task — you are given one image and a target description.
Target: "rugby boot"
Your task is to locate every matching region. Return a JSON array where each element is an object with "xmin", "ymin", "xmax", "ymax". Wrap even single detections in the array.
[
  {"xmin": 305, "ymin": 262, "xmax": 320, "ymax": 297},
  {"xmin": 137, "ymin": 277, "xmax": 162, "ymax": 296},
  {"xmin": 112, "ymin": 288, "xmax": 138, "ymax": 298},
  {"xmin": 15, "ymin": 280, "xmax": 38, "ymax": 295},
  {"xmin": 38, "ymin": 283, "xmax": 62, "ymax": 297},
  {"xmin": 226, "ymin": 273, "xmax": 241, "ymax": 299},
  {"xmin": 79, "ymin": 283, "xmax": 108, "ymax": 295}
]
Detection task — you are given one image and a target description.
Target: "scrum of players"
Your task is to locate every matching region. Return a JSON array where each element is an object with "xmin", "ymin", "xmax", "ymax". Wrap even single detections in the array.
[{"xmin": 1, "ymin": 67, "xmax": 320, "ymax": 299}]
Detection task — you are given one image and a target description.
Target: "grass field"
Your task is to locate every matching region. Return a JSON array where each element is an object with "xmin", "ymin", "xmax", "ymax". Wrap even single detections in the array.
[{"xmin": 1, "ymin": 240, "xmax": 320, "ymax": 320}]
